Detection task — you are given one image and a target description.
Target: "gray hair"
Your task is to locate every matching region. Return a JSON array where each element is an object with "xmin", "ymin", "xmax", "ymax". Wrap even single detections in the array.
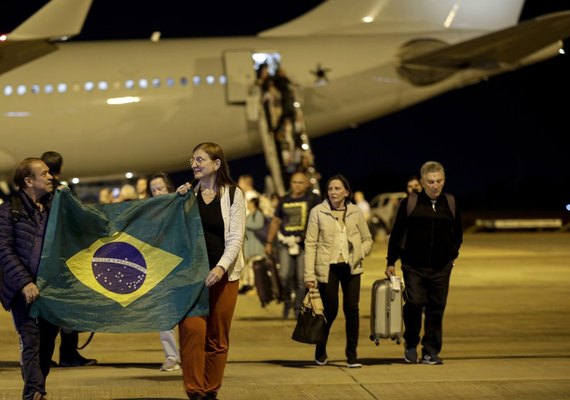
[{"xmin": 420, "ymin": 161, "xmax": 445, "ymax": 179}]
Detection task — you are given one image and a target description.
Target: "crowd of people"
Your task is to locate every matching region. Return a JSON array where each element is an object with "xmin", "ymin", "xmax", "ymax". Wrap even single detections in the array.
[
  {"xmin": 0, "ymin": 145, "xmax": 462, "ymax": 399},
  {"xmin": 252, "ymin": 63, "xmax": 320, "ymax": 189}
]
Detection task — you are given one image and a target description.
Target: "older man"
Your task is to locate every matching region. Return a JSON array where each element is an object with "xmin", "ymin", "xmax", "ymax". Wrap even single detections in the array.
[
  {"xmin": 385, "ymin": 161, "xmax": 463, "ymax": 365},
  {"xmin": 0, "ymin": 158, "xmax": 59, "ymax": 400}
]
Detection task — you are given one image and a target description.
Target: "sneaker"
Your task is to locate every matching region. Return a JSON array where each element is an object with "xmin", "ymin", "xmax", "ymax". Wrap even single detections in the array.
[
  {"xmin": 404, "ymin": 347, "xmax": 418, "ymax": 364},
  {"xmin": 160, "ymin": 358, "xmax": 180, "ymax": 371},
  {"xmin": 422, "ymin": 352, "xmax": 443, "ymax": 365},
  {"xmin": 315, "ymin": 345, "xmax": 327, "ymax": 366},
  {"xmin": 347, "ymin": 360, "xmax": 362, "ymax": 368},
  {"xmin": 315, "ymin": 357, "xmax": 328, "ymax": 366}
]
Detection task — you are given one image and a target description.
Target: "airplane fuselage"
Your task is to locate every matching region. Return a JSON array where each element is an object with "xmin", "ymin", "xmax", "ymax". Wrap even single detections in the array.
[{"xmin": 0, "ymin": 31, "xmax": 557, "ymax": 179}]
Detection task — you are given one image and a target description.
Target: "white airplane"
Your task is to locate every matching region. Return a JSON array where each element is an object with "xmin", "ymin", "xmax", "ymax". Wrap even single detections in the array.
[{"xmin": 1, "ymin": 0, "xmax": 570, "ymax": 187}]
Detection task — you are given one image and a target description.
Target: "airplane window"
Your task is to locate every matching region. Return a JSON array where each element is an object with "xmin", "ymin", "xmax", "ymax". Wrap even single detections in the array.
[
  {"xmin": 166, "ymin": 77, "xmax": 174, "ymax": 87},
  {"xmin": 17, "ymin": 85, "xmax": 26, "ymax": 95},
  {"xmin": 206, "ymin": 75, "xmax": 215, "ymax": 85},
  {"xmin": 139, "ymin": 79, "xmax": 148, "ymax": 89},
  {"xmin": 180, "ymin": 77, "xmax": 188, "ymax": 86},
  {"xmin": 45, "ymin": 84, "xmax": 54, "ymax": 94},
  {"xmin": 192, "ymin": 76, "xmax": 200, "ymax": 86},
  {"xmin": 57, "ymin": 83, "xmax": 67, "ymax": 93},
  {"xmin": 152, "ymin": 78, "xmax": 160, "ymax": 88},
  {"xmin": 125, "ymin": 80, "xmax": 135, "ymax": 89},
  {"xmin": 3, "ymin": 85, "xmax": 13, "ymax": 96},
  {"xmin": 31, "ymin": 85, "xmax": 40, "ymax": 94},
  {"xmin": 219, "ymin": 75, "xmax": 227, "ymax": 85},
  {"xmin": 98, "ymin": 81, "xmax": 108, "ymax": 90},
  {"xmin": 85, "ymin": 81, "xmax": 94, "ymax": 91}
]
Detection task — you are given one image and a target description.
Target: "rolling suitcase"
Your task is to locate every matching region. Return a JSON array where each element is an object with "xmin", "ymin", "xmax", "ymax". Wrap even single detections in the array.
[
  {"xmin": 370, "ymin": 276, "xmax": 403, "ymax": 345},
  {"xmin": 253, "ymin": 257, "xmax": 283, "ymax": 307}
]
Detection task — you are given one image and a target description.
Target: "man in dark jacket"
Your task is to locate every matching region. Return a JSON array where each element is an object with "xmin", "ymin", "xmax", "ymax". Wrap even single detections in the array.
[
  {"xmin": 385, "ymin": 161, "xmax": 463, "ymax": 365},
  {"xmin": 0, "ymin": 158, "xmax": 59, "ymax": 400},
  {"xmin": 40, "ymin": 151, "xmax": 97, "ymax": 368}
]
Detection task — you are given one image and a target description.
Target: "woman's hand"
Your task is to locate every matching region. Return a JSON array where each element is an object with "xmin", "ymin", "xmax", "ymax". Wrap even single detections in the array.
[
  {"xmin": 176, "ymin": 182, "xmax": 192, "ymax": 196},
  {"xmin": 304, "ymin": 281, "xmax": 316, "ymax": 289},
  {"xmin": 205, "ymin": 265, "xmax": 225, "ymax": 287}
]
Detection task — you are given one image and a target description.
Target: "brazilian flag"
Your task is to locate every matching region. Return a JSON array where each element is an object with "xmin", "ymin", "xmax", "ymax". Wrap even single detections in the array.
[{"xmin": 29, "ymin": 189, "xmax": 209, "ymax": 332}]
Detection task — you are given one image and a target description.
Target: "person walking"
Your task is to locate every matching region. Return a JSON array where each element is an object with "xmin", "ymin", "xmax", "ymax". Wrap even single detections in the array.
[
  {"xmin": 40, "ymin": 151, "xmax": 97, "ymax": 368},
  {"xmin": 0, "ymin": 158, "xmax": 58, "ymax": 400},
  {"xmin": 264, "ymin": 171, "xmax": 321, "ymax": 319},
  {"xmin": 176, "ymin": 142, "xmax": 246, "ymax": 400},
  {"xmin": 147, "ymin": 172, "xmax": 182, "ymax": 372},
  {"xmin": 304, "ymin": 175, "xmax": 373, "ymax": 368},
  {"xmin": 385, "ymin": 161, "xmax": 463, "ymax": 365}
]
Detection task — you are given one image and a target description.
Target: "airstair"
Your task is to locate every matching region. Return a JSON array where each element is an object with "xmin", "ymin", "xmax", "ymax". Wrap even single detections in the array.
[{"xmin": 246, "ymin": 84, "xmax": 321, "ymax": 197}]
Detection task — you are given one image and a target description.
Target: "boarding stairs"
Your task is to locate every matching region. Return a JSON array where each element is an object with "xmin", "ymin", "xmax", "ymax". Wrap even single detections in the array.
[{"xmin": 246, "ymin": 85, "xmax": 321, "ymax": 197}]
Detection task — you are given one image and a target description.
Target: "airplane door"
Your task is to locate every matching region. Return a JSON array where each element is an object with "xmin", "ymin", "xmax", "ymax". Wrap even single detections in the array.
[{"xmin": 223, "ymin": 50, "xmax": 254, "ymax": 104}]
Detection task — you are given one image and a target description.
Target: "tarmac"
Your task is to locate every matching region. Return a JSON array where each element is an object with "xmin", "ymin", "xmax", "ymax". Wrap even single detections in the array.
[{"xmin": 1, "ymin": 232, "xmax": 569, "ymax": 399}]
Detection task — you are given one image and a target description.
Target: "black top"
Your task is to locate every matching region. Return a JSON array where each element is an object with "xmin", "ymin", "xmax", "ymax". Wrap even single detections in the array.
[
  {"xmin": 197, "ymin": 191, "xmax": 225, "ymax": 269},
  {"xmin": 387, "ymin": 191, "xmax": 463, "ymax": 269}
]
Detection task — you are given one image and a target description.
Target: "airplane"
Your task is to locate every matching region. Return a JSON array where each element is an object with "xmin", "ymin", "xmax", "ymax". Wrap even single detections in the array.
[{"xmin": 1, "ymin": 0, "xmax": 570, "ymax": 193}]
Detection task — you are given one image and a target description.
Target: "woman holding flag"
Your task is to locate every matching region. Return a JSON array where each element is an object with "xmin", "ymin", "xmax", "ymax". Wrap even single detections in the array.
[{"xmin": 176, "ymin": 142, "xmax": 246, "ymax": 400}]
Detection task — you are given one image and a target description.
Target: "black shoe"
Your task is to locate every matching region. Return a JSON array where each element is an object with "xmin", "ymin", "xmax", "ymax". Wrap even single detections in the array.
[
  {"xmin": 347, "ymin": 359, "xmax": 362, "ymax": 368},
  {"xmin": 59, "ymin": 355, "xmax": 97, "ymax": 367},
  {"xmin": 421, "ymin": 351, "xmax": 443, "ymax": 365},
  {"xmin": 50, "ymin": 359, "xmax": 58, "ymax": 367},
  {"xmin": 315, "ymin": 344, "xmax": 327, "ymax": 366},
  {"xmin": 204, "ymin": 392, "xmax": 218, "ymax": 399},
  {"xmin": 404, "ymin": 347, "xmax": 418, "ymax": 364},
  {"xmin": 238, "ymin": 285, "xmax": 252, "ymax": 294}
]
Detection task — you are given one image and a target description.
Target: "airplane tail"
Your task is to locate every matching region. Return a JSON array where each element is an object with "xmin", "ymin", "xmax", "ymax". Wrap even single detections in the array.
[
  {"xmin": 8, "ymin": 0, "xmax": 93, "ymax": 41},
  {"xmin": 259, "ymin": 0, "xmax": 526, "ymax": 37}
]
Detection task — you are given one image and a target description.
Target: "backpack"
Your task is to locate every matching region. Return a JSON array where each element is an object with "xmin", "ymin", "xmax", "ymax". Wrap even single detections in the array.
[{"xmin": 406, "ymin": 192, "xmax": 456, "ymax": 218}]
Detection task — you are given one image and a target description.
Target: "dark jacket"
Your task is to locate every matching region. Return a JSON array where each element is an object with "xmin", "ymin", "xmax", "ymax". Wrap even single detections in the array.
[
  {"xmin": 386, "ymin": 191, "xmax": 462, "ymax": 269},
  {"xmin": 0, "ymin": 190, "xmax": 51, "ymax": 310}
]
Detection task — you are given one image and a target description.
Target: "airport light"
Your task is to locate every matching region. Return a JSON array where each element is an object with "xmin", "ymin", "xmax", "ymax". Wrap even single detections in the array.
[
  {"xmin": 125, "ymin": 172, "xmax": 134, "ymax": 179},
  {"xmin": 71, "ymin": 178, "xmax": 80, "ymax": 185},
  {"xmin": 0, "ymin": 34, "xmax": 7, "ymax": 42}
]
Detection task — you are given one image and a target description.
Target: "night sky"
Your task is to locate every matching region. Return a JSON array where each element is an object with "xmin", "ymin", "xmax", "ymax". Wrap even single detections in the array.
[{"xmin": 2, "ymin": 1, "xmax": 569, "ymax": 215}]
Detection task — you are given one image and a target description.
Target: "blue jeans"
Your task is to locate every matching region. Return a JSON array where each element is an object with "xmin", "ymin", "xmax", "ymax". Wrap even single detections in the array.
[{"xmin": 277, "ymin": 243, "xmax": 306, "ymax": 315}]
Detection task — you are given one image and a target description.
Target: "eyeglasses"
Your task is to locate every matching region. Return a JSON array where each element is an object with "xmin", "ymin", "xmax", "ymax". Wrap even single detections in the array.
[{"xmin": 189, "ymin": 156, "xmax": 211, "ymax": 165}]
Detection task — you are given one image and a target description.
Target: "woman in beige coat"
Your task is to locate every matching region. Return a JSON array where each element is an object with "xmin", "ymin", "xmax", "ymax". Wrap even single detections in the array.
[{"xmin": 304, "ymin": 174, "xmax": 373, "ymax": 368}]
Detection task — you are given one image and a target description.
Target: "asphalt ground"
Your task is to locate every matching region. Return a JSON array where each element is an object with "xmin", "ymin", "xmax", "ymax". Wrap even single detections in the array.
[{"xmin": 1, "ymin": 232, "xmax": 569, "ymax": 399}]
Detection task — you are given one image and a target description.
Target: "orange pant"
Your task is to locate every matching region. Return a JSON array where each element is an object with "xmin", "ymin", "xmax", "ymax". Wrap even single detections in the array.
[{"xmin": 178, "ymin": 275, "xmax": 239, "ymax": 396}]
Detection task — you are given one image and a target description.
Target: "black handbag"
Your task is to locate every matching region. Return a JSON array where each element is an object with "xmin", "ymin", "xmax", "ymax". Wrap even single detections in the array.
[{"xmin": 291, "ymin": 288, "xmax": 327, "ymax": 344}]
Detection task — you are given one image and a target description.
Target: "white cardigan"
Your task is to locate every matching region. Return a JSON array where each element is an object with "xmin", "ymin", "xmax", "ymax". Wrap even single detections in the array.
[{"xmin": 194, "ymin": 183, "xmax": 246, "ymax": 282}]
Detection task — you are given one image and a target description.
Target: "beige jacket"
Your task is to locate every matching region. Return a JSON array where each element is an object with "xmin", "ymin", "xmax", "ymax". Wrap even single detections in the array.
[{"xmin": 304, "ymin": 201, "xmax": 373, "ymax": 283}]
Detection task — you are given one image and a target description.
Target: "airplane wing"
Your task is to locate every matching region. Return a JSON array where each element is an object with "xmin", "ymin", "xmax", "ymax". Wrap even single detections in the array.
[
  {"xmin": 400, "ymin": 11, "xmax": 570, "ymax": 70},
  {"xmin": 0, "ymin": 0, "xmax": 92, "ymax": 75}
]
